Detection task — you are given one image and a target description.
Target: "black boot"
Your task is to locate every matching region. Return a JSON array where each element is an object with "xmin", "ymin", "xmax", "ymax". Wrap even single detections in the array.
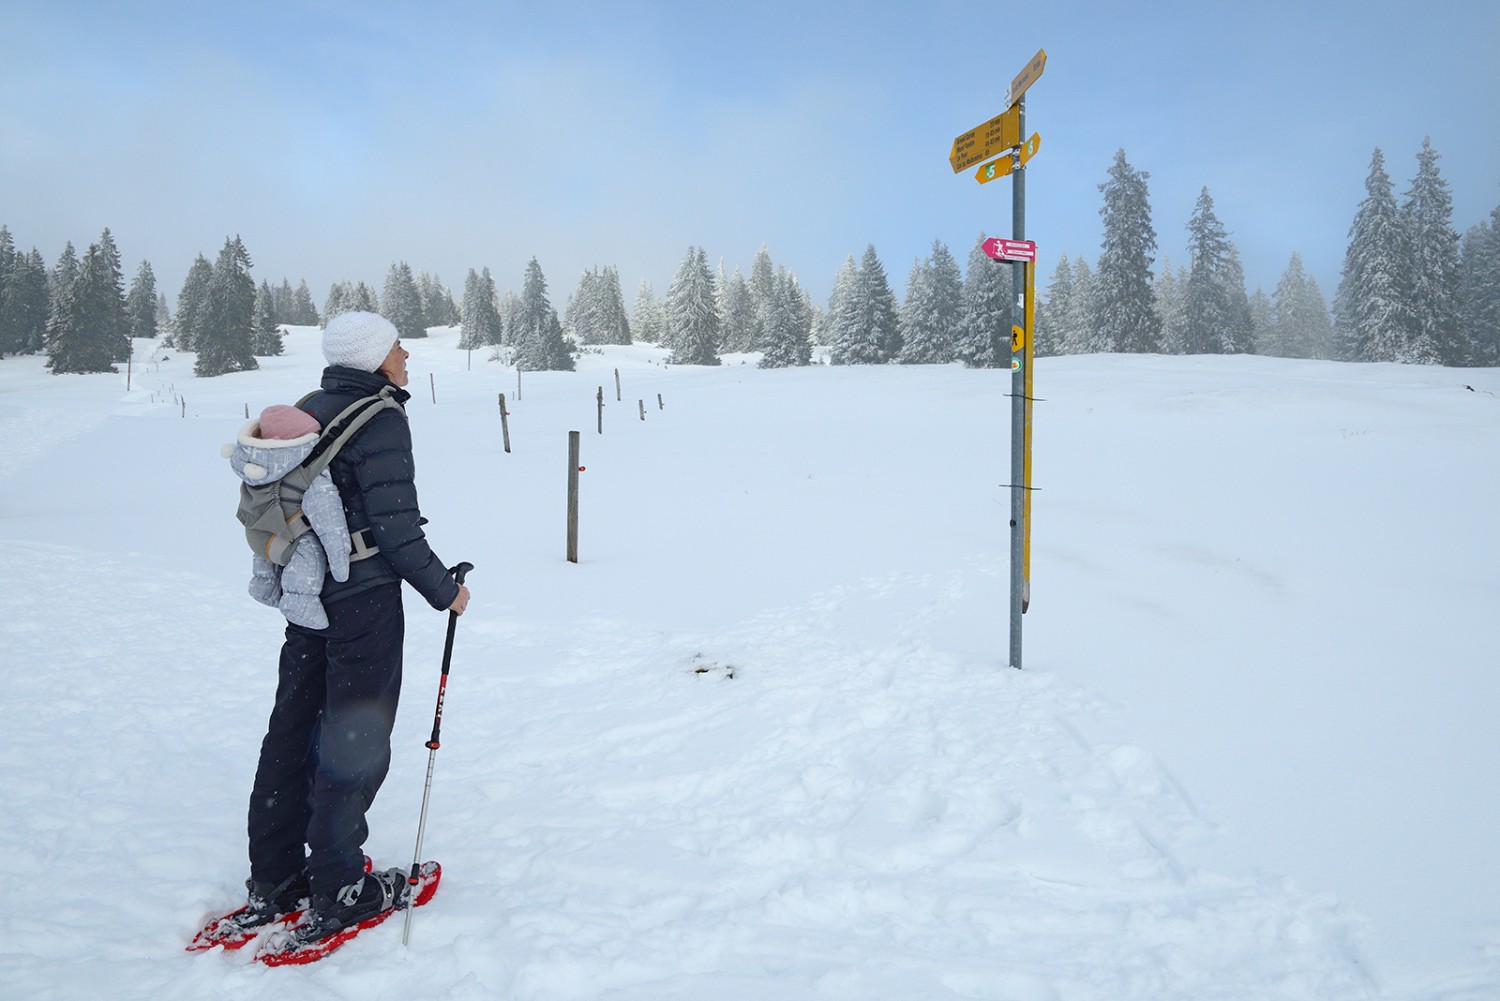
[
  {"xmin": 292, "ymin": 868, "xmax": 409, "ymax": 944},
  {"xmin": 230, "ymin": 870, "xmax": 310, "ymax": 933}
]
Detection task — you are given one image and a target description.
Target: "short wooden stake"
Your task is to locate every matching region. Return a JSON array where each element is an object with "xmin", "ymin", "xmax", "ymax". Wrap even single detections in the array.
[
  {"xmin": 430, "ymin": 373, "xmax": 436, "ymax": 405},
  {"xmin": 638, "ymin": 399, "xmax": 645, "ymax": 421},
  {"xmin": 615, "ymin": 368, "xmax": 621, "ymax": 402},
  {"xmin": 597, "ymin": 386, "xmax": 604, "ymax": 434},
  {"xmin": 657, "ymin": 393, "xmax": 664, "ymax": 411}
]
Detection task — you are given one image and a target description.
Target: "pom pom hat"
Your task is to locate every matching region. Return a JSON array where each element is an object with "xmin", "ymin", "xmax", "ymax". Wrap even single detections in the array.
[{"xmin": 322, "ymin": 311, "xmax": 398, "ymax": 373}]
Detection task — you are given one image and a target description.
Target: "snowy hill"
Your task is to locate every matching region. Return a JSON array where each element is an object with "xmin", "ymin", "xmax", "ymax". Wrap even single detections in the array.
[{"xmin": 1, "ymin": 330, "xmax": 1496, "ymax": 1000}]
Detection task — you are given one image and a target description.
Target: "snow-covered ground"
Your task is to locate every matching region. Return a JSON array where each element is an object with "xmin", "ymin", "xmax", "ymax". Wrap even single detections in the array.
[{"xmin": 1, "ymin": 328, "xmax": 1496, "ymax": 1000}]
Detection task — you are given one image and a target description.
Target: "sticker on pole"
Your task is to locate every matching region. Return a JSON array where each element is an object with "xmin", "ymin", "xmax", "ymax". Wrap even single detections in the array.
[{"xmin": 983, "ymin": 238, "xmax": 1037, "ymax": 263}]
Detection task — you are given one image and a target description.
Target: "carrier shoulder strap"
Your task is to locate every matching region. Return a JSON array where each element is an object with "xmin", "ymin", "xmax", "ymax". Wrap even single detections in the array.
[{"xmin": 292, "ymin": 386, "xmax": 406, "ymax": 486}]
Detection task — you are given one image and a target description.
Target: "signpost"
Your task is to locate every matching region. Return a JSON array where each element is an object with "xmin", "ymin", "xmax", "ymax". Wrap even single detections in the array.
[{"xmin": 947, "ymin": 47, "xmax": 1046, "ymax": 671}]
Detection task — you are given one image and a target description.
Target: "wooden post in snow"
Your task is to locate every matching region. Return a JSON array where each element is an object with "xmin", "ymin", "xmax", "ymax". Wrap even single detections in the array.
[{"xmin": 498, "ymin": 393, "xmax": 511, "ymax": 453}]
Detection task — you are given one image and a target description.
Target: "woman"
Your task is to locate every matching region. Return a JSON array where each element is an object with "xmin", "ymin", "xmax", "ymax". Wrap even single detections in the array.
[{"xmin": 236, "ymin": 311, "xmax": 469, "ymax": 945}]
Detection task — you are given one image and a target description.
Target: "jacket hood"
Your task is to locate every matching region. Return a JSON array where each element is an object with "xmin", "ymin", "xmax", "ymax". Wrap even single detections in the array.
[{"xmin": 223, "ymin": 421, "xmax": 317, "ymax": 485}]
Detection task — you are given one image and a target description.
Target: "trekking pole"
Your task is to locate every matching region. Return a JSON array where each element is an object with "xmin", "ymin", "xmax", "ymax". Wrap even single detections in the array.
[{"xmin": 403, "ymin": 561, "xmax": 473, "ymax": 947}]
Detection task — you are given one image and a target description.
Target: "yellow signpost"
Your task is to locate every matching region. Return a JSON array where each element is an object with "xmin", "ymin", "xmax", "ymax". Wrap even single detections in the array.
[
  {"xmin": 949, "ymin": 105, "xmax": 1022, "ymax": 174},
  {"xmin": 947, "ymin": 47, "xmax": 1047, "ymax": 669}
]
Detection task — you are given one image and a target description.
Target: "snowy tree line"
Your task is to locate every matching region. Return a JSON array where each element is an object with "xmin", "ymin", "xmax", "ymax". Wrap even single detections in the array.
[
  {"xmin": 2, "ymin": 226, "xmax": 324, "ymax": 377},
  {"xmin": 5, "ymin": 135, "xmax": 1493, "ymax": 379},
  {"xmin": 1037, "ymin": 141, "xmax": 1498, "ymax": 366}
]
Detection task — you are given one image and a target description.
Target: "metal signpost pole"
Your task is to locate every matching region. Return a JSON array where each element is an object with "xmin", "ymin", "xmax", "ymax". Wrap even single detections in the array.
[
  {"xmin": 949, "ymin": 47, "xmax": 1045, "ymax": 671},
  {"xmin": 1008, "ymin": 96, "xmax": 1026, "ymax": 671}
]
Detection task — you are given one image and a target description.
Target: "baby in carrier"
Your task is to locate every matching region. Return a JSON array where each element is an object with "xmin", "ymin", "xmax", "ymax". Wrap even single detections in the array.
[{"xmin": 224, "ymin": 405, "xmax": 352, "ymax": 630}]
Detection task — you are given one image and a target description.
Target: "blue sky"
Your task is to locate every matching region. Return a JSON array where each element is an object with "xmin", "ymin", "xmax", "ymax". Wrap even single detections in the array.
[{"xmin": 3, "ymin": 0, "xmax": 1496, "ymax": 316}]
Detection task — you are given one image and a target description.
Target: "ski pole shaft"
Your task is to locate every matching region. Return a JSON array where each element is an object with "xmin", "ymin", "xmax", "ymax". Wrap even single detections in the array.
[{"xmin": 403, "ymin": 561, "xmax": 472, "ymax": 947}]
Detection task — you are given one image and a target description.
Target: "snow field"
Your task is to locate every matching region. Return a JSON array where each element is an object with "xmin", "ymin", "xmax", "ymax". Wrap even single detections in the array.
[{"xmin": 1, "ymin": 328, "xmax": 1495, "ymax": 999}]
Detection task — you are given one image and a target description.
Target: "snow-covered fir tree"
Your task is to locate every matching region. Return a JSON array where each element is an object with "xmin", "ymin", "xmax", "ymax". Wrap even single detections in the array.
[
  {"xmin": 0, "ymin": 226, "xmax": 12, "ymax": 304},
  {"xmin": 956, "ymin": 236, "xmax": 1013, "ymax": 366},
  {"xmin": 154, "ymin": 292, "xmax": 171, "ymax": 334},
  {"xmin": 747, "ymin": 245, "xmax": 776, "ymax": 349},
  {"xmin": 1401, "ymin": 137, "xmax": 1463, "ymax": 365},
  {"xmin": 498, "ymin": 287, "xmax": 521, "ymax": 347},
  {"xmin": 718, "ymin": 268, "xmax": 757, "ymax": 353},
  {"xmin": 566, "ymin": 266, "xmax": 631, "ymax": 345},
  {"xmin": 1155, "ymin": 257, "xmax": 1187, "ymax": 354},
  {"xmin": 1267, "ymin": 252, "xmax": 1332, "ymax": 359},
  {"xmin": 417, "ymin": 272, "xmax": 459, "ymax": 328},
  {"xmin": 0, "ymin": 226, "xmax": 13, "ymax": 345},
  {"xmin": 666, "ymin": 247, "xmax": 721, "ymax": 366},
  {"xmin": 514, "ymin": 258, "xmax": 575, "ymax": 371},
  {"xmin": 828, "ymin": 245, "xmax": 899, "ymax": 364},
  {"xmin": 382, "ymin": 261, "xmax": 427, "ymax": 340},
  {"xmin": 1220, "ymin": 245, "xmax": 1254, "ymax": 354},
  {"xmin": 1457, "ymin": 207, "xmax": 1499, "ymax": 366},
  {"xmin": 290, "ymin": 280, "xmax": 319, "ymax": 325},
  {"xmin": 351, "ymin": 282, "xmax": 379, "ymax": 314},
  {"xmin": 172, "ymin": 254, "xmax": 213, "ymax": 350},
  {"xmin": 824, "ymin": 255, "xmax": 862, "ymax": 364},
  {"xmin": 564, "ymin": 269, "xmax": 598, "ymax": 345},
  {"xmin": 46, "ymin": 241, "xmax": 120, "ymax": 374},
  {"xmin": 95, "ymin": 228, "xmax": 130, "ymax": 362},
  {"xmin": 1095, "ymin": 150, "xmax": 1160, "ymax": 352},
  {"xmin": 323, "ymin": 282, "xmax": 353, "ymax": 325},
  {"xmin": 1248, "ymin": 286, "xmax": 1273, "ymax": 356},
  {"xmin": 897, "ymin": 239, "xmax": 962, "ymax": 364},
  {"xmin": 1070, "ymin": 258, "xmax": 1103, "ymax": 354},
  {"xmin": 759, "ymin": 269, "xmax": 814, "ymax": 368},
  {"xmin": 0, "ymin": 247, "xmax": 49, "ymax": 356},
  {"xmin": 271, "ymin": 278, "xmax": 294, "ymax": 324},
  {"xmin": 1335, "ymin": 148, "xmax": 1423, "ymax": 363},
  {"xmin": 866, "ymin": 246, "xmax": 902, "ymax": 361},
  {"xmin": 597, "ymin": 266, "xmax": 630, "ymax": 345},
  {"xmin": 252, "ymin": 280, "xmax": 283, "ymax": 356},
  {"xmin": 1034, "ymin": 253, "xmax": 1072, "ymax": 358},
  {"xmin": 459, "ymin": 267, "xmax": 501, "ymax": 350},
  {"xmin": 631, "ymin": 280, "xmax": 666, "ymax": 345},
  {"xmin": 50, "ymin": 242, "xmax": 78, "ymax": 334},
  {"xmin": 1182, "ymin": 188, "xmax": 1235, "ymax": 354},
  {"xmin": 194, "ymin": 236, "xmax": 258, "ymax": 378}
]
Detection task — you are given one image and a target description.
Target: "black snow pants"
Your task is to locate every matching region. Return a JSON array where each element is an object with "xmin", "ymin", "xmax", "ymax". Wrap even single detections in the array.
[{"xmin": 247, "ymin": 582, "xmax": 404, "ymax": 899}]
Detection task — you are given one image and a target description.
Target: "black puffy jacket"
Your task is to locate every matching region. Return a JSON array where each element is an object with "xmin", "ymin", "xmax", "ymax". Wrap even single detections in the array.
[{"xmin": 299, "ymin": 365, "xmax": 458, "ymax": 612}]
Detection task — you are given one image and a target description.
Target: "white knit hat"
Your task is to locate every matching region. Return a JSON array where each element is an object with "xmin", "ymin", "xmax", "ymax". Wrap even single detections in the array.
[{"xmin": 322, "ymin": 311, "xmax": 398, "ymax": 372}]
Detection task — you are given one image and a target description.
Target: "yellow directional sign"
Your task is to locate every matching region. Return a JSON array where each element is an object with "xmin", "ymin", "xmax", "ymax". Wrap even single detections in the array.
[
  {"xmin": 975, "ymin": 133, "xmax": 1042, "ymax": 185},
  {"xmin": 1011, "ymin": 324, "xmax": 1027, "ymax": 353},
  {"xmin": 949, "ymin": 105, "xmax": 1021, "ymax": 173},
  {"xmin": 1019, "ymin": 131, "xmax": 1041, "ymax": 165},
  {"xmin": 974, "ymin": 157, "xmax": 1015, "ymax": 185},
  {"xmin": 1002, "ymin": 48, "xmax": 1047, "ymax": 109}
]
